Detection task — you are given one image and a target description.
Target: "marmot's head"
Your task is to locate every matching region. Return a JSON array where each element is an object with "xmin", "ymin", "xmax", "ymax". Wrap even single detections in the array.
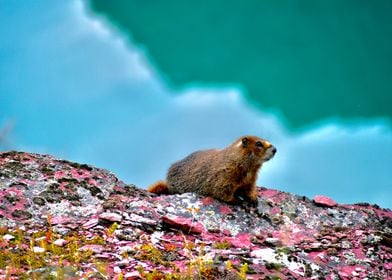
[{"xmin": 234, "ymin": 135, "xmax": 277, "ymax": 163}]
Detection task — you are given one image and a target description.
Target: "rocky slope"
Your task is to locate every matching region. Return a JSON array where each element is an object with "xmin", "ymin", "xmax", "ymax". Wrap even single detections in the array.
[{"xmin": 0, "ymin": 151, "xmax": 391, "ymax": 279}]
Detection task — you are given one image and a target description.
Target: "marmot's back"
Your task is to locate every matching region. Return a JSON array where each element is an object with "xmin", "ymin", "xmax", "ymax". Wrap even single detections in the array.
[
  {"xmin": 148, "ymin": 136, "xmax": 276, "ymax": 205},
  {"xmin": 167, "ymin": 149, "xmax": 220, "ymax": 196}
]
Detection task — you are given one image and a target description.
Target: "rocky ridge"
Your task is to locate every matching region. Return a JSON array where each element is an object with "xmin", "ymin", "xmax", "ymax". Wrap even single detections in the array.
[{"xmin": 0, "ymin": 151, "xmax": 391, "ymax": 279}]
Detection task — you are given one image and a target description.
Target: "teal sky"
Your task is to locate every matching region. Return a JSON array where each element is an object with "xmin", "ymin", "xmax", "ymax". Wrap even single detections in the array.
[
  {"xmin": 1, "ymin": 1, "xmax": 391, "ymax": 208},
  {"xmin": 90, "ymin": 0, "xmax": 392, "ymax": 127}
]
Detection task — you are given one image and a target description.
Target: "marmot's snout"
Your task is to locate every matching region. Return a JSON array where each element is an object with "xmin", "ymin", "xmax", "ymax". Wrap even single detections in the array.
[{"xmin": 263, "ymin": 145, "xmax": 277, "ymax": 161}]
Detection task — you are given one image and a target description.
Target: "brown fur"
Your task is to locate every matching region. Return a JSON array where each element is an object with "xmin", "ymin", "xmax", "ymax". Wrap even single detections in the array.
[
  {"xmin": 147, "ymin": 180, "xmax": 169, "ymax": 194},
  {"xmin": 148, "ymin": 135, "xmax": 276, "ymax": 205}
]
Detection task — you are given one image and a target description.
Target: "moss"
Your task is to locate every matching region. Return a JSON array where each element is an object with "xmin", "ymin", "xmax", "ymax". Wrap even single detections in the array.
[
  {"xmin": 0, "ymin": 226, "xmax": 110, "ymax": 278},
  {"xmin": 276, "ymin": 246, "xmax": 294, "ymax": 255},
  {"xmin": 213, "ymin": 239, "xmax": 231, "ymax": 249},
  {"xmin": 264, "ymin": 276, "xmax": 282, "ymax": 280},
  {"xmin": 4, "ymin": 194, "xmax": 19, "ymax": 204},
  {"xmin": 265, "ymin": 261, "xmax": 283, "ymax": 271},
  {"xmin": 32, "ymin": 197, "xmax": 46, "ymax": 206},
  {"xmin": 134, "ymin": 243, "xmax": 169, "ymax": 266},
  {"xmin": 40, "ymin": 165, "xmax": 55, "ymax": 176},
  {"xmin": 11, "ymin": 210, "xmax": 33, "ymax": 220}
]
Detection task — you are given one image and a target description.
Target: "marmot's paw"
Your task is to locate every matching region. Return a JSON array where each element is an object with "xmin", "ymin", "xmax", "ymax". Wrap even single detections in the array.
[
  {"xmin": 244, "ymin": 192, "xmax": 259, "ymax": 208},
  {"xmin": 235, "ymin": 194, "xmax": 259, "ymax": 207},
  {"xmin": 226, "ymin": 196, "xmax": 241, "ymax": 205},
  {"xmin": 246, "ymin": 197, "xmax": 259, "ymax": 208}
]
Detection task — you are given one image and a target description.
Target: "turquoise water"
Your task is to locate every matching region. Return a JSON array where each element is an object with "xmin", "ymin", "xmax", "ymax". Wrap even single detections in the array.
[{"xmin": 1, "ymin": 1, "xmax": 391, "ymax": 208}]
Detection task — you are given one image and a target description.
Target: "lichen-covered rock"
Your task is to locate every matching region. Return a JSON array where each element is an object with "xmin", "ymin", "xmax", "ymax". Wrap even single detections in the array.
[{"xmin": 0, "ymin": 151, "xmax": 391, "ymax": 279}]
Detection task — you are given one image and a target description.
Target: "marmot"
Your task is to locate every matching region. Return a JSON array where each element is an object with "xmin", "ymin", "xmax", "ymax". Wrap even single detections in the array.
[{"xmin": 148, "ymin": 135, "xmax": 276, "ymax": 205}]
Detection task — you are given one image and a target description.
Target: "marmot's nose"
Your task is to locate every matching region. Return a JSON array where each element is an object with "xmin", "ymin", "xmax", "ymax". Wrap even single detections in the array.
[{"xmin": 271, "ymin": 146, "xmax": 277, "ymax": 155}]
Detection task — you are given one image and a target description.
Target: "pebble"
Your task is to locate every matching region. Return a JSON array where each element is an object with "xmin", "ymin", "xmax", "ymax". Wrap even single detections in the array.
[
  {"xmin": 53, "ymin": 238, "xmax": 67, "ymax": 246},
  {"xmin": 32, "ymin": 246, "xmax": 45, "ymax": 253},
  {"xmin": 2, "ymin": 234, "xmax": 15, "ymax": 241}
]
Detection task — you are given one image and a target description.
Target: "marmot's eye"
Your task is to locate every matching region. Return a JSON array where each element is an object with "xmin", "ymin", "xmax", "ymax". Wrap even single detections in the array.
[
  {"xmin": 242, "ymin": 137, "xmax": 249, "ymax": 147},
  {"xmin": 256, "ymin": 141, "xmax": 264, "ymax": 148}
]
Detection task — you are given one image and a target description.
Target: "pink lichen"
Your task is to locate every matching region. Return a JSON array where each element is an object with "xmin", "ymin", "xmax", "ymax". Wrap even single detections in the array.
[
  {"xmin": 162, "ymin": 215, "xmax": 205, "ymax": 234},
  {"xmin": 218, "ymin": 205, "xmax": 233, "ymax": 215},
  {"xmin": 230, "ymin": 232, "xmax": 252, "ymax": 248},
  {"xmin": 314, "ymin": 195, "xmax": 337, "ymax": 207}
]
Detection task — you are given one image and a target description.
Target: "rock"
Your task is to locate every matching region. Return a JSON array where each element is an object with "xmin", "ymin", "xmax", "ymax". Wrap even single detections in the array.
[
  {"xmin": 313, "ymin": 195, "xmax": 337, "ymax": 207},
  {"xmin": 32, "ymin": 246, "xmax": 45, "ymax": 253},
  {"xmin": 53, "ymin": 238, "xmax": 67, "ymax": 246},
  {"xmin": 2, "ymin": 234, "xmax": 15, "ymax": 241},
  {"xmin": 0, "ymin": 151, "xmax": 391, "ymax": 279},
  {"xmin": 99, "ymin": 212, "xmax": 123, "ymax": 222},
  {"xmin": 264, "ymin": 237, "xmax": 282, "ymax": 247}
]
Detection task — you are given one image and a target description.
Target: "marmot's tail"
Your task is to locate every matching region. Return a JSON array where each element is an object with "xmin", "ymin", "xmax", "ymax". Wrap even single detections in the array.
[{"xmin": 147, "ymin": 180, "xmax": 169, "ymax": 194}]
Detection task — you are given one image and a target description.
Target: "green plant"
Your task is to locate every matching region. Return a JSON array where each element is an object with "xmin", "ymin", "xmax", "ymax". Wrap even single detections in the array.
[{"xmin": 0, "ymin": 224, "xmax": 111, "ymax": 279}]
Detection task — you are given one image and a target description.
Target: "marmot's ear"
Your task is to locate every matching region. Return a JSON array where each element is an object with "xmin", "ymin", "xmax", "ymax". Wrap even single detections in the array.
[{"xmin": 242, "ymin": 137, "xmax": 249, "ymax": 147}]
